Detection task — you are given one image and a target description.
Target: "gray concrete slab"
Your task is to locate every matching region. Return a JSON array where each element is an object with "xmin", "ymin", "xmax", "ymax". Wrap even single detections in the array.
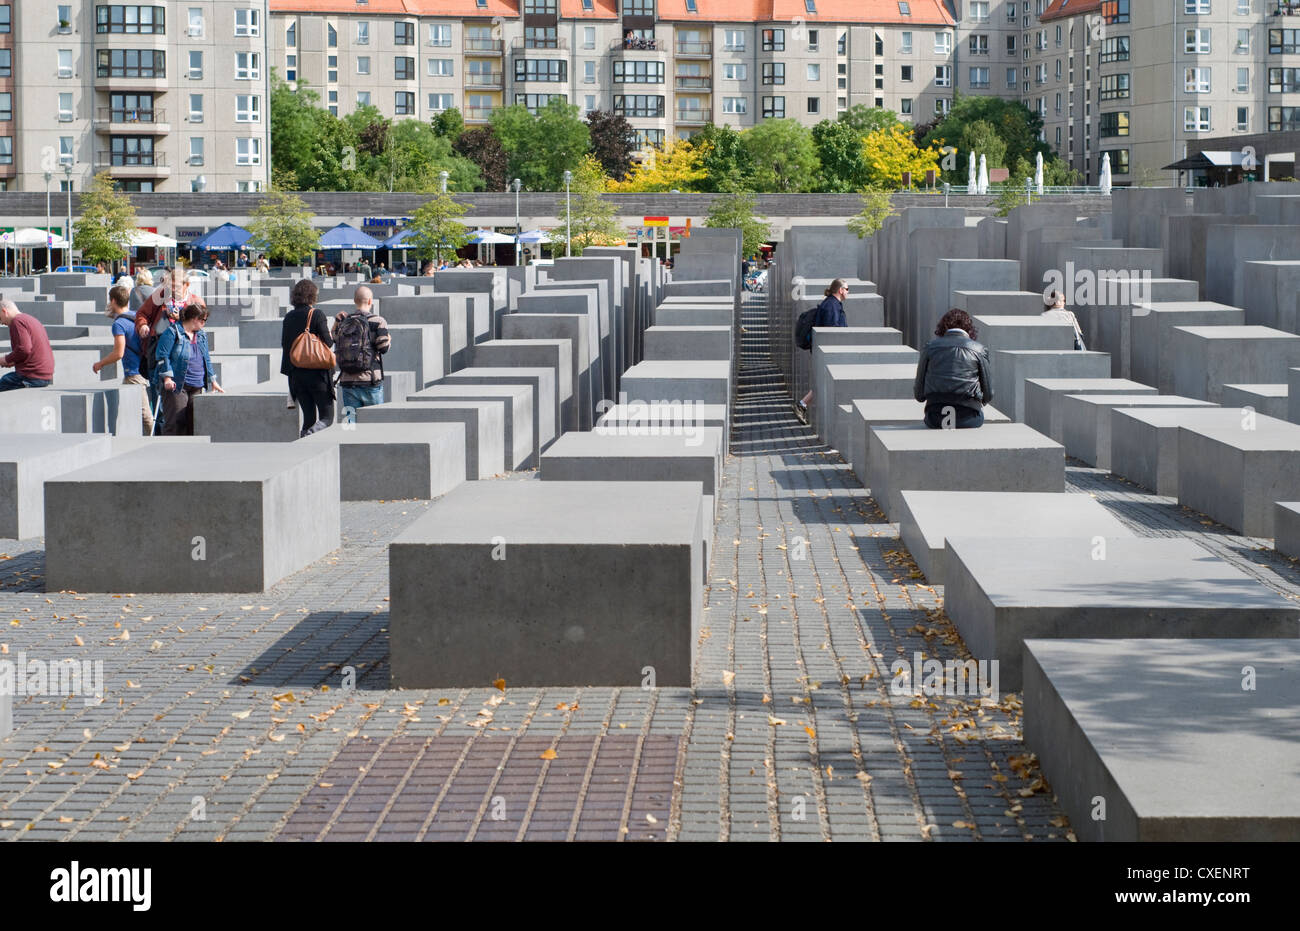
[
  {"xmin": 1220, "ymin": 383, "xmax": 1289, "ymax": 421},
  {"xmin": 846, "ymin": 398, "xmax": 1009, "ymax": 484},
  {"xmin": 1109, "ymin": 406, "xmax": 1256, "ymax": 497},
  {"xmin": 356, "ymin": 400, "xmax": 506, "ymax": 480},
  {"xmin": 1060, "ymin": 394, "xmax": 1216, "ymax": 469},
  {"xmin": 407, "ymin": 383, "xmax": 534, "ymax": 470},
  {"xmin": 644, "ymin": 325, "xmax": 732, "ymax": 362},
  {"xmin": 1275, "ymin": 501, "xmax": 1300, "ymax": 559},
  {"xmin": 0, "ymin": 433, "xmax": 114, "ymax": 539},
  {"xmin": 297, "ymin": 421, "xmax": 466, "ymax": 501},
  {"xmin": 1023, "ymin": 378, "xmax": 1156, "ymax": 442},
  {"xmin": 1177, "ymin": 419, "xmax": 1300, "ymax": 537},
  {"xmin": 1171, "ymin": 324, "xmax": 1300, "ymax": 404},
  {"xmin": 441, "ymin": 366, "xmax": 557, "ymax": 454},
  {"xmin": 472, "ymin": 339, "xmax": 572, "ymax": 435},
  {"xmin": 620, "ymin": 360, "xmax": 730, "ymax": 408},
  {"xmin": 501, "ymin": 312, "xmax": 592, "ymax": 430},
  {"xmin": 971, "ymin": 315, "xmax": 1076, "ymax": 352},
  {"xmin": 944, "ymin": 535, "xmax": 1300, "ymax": 690},
  {"xmin": 1129, "ymin": 302, "xmax": 1246, "ymax": 393},
  {"xmin": 991, "ymin": 350, "xmax": 1113, "ymax": 422}
]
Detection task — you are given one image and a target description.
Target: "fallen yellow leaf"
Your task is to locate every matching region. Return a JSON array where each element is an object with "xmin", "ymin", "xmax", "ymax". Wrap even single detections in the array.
[
  {"xmin": 493, "ymin": 678, "xmax": 506, "ymax": 692},
  {"xmin": 539, "ymin": 748, "xmax": 558, "ymax": 760}
]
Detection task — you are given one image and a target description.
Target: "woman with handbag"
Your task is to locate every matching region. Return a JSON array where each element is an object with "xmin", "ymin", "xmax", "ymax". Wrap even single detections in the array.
[
  {"xmin": 280, "ymin": 278, "xmax": 337, "ymax": 437},
  {"xmin": 153, "ymin": 303, "xmax": 224, "ymax": 436}
]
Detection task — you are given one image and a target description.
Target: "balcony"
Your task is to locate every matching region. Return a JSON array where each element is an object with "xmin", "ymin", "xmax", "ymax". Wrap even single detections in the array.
[
  {"xmin": 464, "ymin": 72, "xmax": 503, "ymax": 89},
  {"xmin": 95, "ymin": 150, "xmax": 169, "ymax": 177},
  {"xmin": 675, "ymin": 75, "xmax": 711, "ymax": 90},
  {"xmin": 511, "ymin": 36, "xmax": 569, "ymax": 51},
  {"xmin": 675, "ymin": 40, "xmax": 712, "ymax": 57},
  {"xmin": 94, "ymin": 107, "xmax": 169, "ymax": 134},
  {"xmin": 464, "ymin": 37, "xmax": 504, "ymax": 55},
  {"xmin": 675, "ymin": 109, "xmax": 708, "ymax": 125},
  {"xmin": 464, "ymin": 106, "xmax": 496, "ymax": 123},
  {"xmin": 611, "ymin": 37, "xmax": 663, "ymax": 53}
]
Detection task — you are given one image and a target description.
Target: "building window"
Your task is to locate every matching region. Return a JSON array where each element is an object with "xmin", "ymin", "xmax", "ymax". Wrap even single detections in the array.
[
  {"xmin": 0, "ymin": 137, "xmax": 15, "ymax": 165},
  {"xmin": 1236, "ymin": 107, "xmax": 1249, "ymax": 131},
  {"xmin": 970, "ymin": 66, "xmax": 990, "ymax": 88},
  {"xmin": 109, "ymin": 135, "xmax": 155, "ymax": 166},
  {"xmin": 1099, "ymin": 111, "xmax": 1129, "ymax": 137},
  {"xmin": 514, "ymin": 93, "xmax": 565, "ymax": 113},
  {"xmin": 761, "ymin": 96, "xmax": 784, "ymax": 118},
  {"xmin": 235, "ymin": 94, "xmax": 260, "ymax": 122},
  {"xmin": 935, "ymin": 97, "xmax": 950, "ymax": 115},
  {"xmin": 1100, "ymin": 36, "xmax": 1129, "ymax": 63},
  {"xmin": 807, "ymin": 96, "xmax": 820, "ymax": 114},
  {"xmin": 936, "ymin": 65, "xmax": 952, "ymax": 87},
  {"xmin": 188, "ymin": 93, "xmax": 202, "ymax": 121},
  {"xmin": 807, "ymin": 63, "xmax": 820, "ymax": 81},
  {"xmin": 1237, "ymin": 66, "xmax": 1250, "ymax": 92},
  {"xmin": 762, "ymin": 29, "xmax": 784, "ymax": 51},
  {"xmin": 1185, "ymin": 28, "xmax": 1210, "ymax": 54},
  {"xmin": 584, "ymin": 61, "xmax": 596, "ymax": 83},
  {"xmin": 189, "ymin": 136, "xmax": 203, "ymax": 165},
  {"xmin": 724, "ymin": 29, "xmax": 746, "ymax": 51},
  {"xmin": 395, "ymin": 21, "xmax": 414, "ymax": 45},
  {"xmin": 0, "ymin": 92, "xmax": 10, "ymax": 121},
  {"xmin": 1103, "ymin": 0, "xmax": 1130, "ymax": 23},
  {"xmin": 357, "ymin": 21, "xmax": 369, "ymax": 45},
  {"xmin": 429, "ymin": 93, "xmax": 453, "ymax": 111},
  {"xmin": 901, "ymin": 98, "xmax": 912, "ymax": 115},
  {"xmin": 722, "ymin": 96, "xmax": 746, "ymax": 113},
  {"xmin": 613, "ymin": 60, "xmax": 664, "ymax": 83},
  {"xmin": 516, "ymin": 59, "xmax": 567, "ymax": 82},
  {"xmin": 1102, "ymin": 149, "xmax": 1129, "ymax": 174},
  {"xmin": 1007, "ymin": 34, "xmax": 1016, "ymax": 53},
  {"xmin": 969, "ymin": 34, "xmax": 988, "ymax": 55},
  {"xmin": 428, "ymin": 58, "xmax": 454, "ymax": 77},
  {"xmin": 96, "ymin": 5, "xmax": 166, "ymax": 34},
  {"xmin": 1236, "ymin": 0, "xmax": 1250, "ymax": 11},
  {"xmin": 583, "ymin": 26, "xmax": 595, "ymax": 49},
  {"xmin": 97, "ymin": 49, "xmax": 166, "ymax": 78},
  {"xmin": 1270, "ymin": 106, "xmax": 1300, "ymax": 131},
  {"xmin": 613, "ymin": 94, "xmax": 665, "ymax": 118},
  {"xmin": 0, "ymin": 49, "xmax": 10, "ymax": 78},
  {"xmin": 234, "ymin": 8, "xmax": 259, "ymax": 37},
  {"xmin": 1184, "ymin": 106, "xmax": 1211, "ymax": 132},
  {"xmin": 901, "ymin": 65, "xmax": 913, "ymax": 81},
  {"xmin": 395, "ymin": 57, "xmax": 414, "ymax": 80},
  {"xmin": 0, "ymin": 6, "xmax": 10, "ymax": 33},
  {"xmin": 235, "ymin": 52, "xmax": 259, "ymax": 80},
  {"xmin": 395, "ymin": 92, "xmax": 415, "ymax": 115},
  {"xmin": 188, "ymin": 50, "xmax": 202, "ymax": 79},
  {"xmin": 357, "ymin": 91, "xmax": 371, "ymax": 106},
  {"xmin": 59, "ymin": 136, "xmax": 74, "ymax": 164},
  {"xmin": 285, "ymin": 22, "xmax": 295, "ymax": 48},
  {"xmin": 808, "ymin": 28, "xmax": 819, "ymax": 51},
  {"xmin": 762, "ymin": 63, "xmax": 785, "ymax": 85},
  {"xmin": 900, "ymin": 31, "xmax": 912, "ymax": 53},
  {"xmin": 1055, "ymin": 60, "xmax": 1062, "ymax": 80},
  {"xmin": 1185, "ymin": 0, "xmax": 1210, "ymax": 12},
  {"xmin": 934, "ymin": 31, "xmax": 952, "ymax": 54},
  {"xmin": 428, "ymin": 24, "xmax": 452, "ymax": 47},
  {"xmin": 837, "ymin": 31, "xmax": 847, "ymax": 54},
  {"xmin": 1270, "ymin": 29, "xmax": 1300, "ymax": 54},
  {"xmin": 58, "ymin": 49, "xmax": 74, "ymax": 78},
  {"xmin": 622, "ymin": 0, "xmax": 654, "ymax": 13},
  {"xmin": 235, "ymin": 137, "xmax": 261, "ymax": 166},
  {"xmin": 1007, "ymin": 67, "xmax": 1017, "ymax": 88},
  {"xmin": 1185, "ymin": 67, "xmax": 1211, "ymax": 93},
  {"xmin": 357, "ymin": 56, "xmax": 370, "ymax": 75},
  {"xmin": 1099, "ymin": 73, "xmax": 1130, "ymax": 99},
  {"xmin": 724, "ymin": 63, "xmax": 747, "ymax": 80},
  {"xmin": 1237, "ymin": 28, "xmax": 1251, "ymax": 53},
  {"xmin": 58, "ymin": 93, "xmax": 74, "ymax": 121},
  {"xmin": 1269, "ymin": 67, "xmax": 1300, "ymax": 92},
  {"xmin": 327, "ymin": 23, "xmax": 337, "ymax": 48}
]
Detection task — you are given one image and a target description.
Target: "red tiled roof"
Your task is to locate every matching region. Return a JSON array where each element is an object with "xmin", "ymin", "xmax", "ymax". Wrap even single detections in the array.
[
  {"xmin": 270, "ymin": 0, "xmax": 519, "ymax": 15},
  {"xmin": 560, "ymin": 0, "xmax": 619, "ymax": 18},
  {"xmin": 1040, "ymin": 0, "xmax": 1102, "ymax": 23}
]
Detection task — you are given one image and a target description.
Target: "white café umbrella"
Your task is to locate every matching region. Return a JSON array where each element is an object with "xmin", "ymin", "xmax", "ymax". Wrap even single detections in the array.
[
  {"xmin": 1, "ymin": 227, "xmax": 70, "ymax": 248},
  {"xmin": 1099, "ymin": 153, "xmax": 1113, "ymax": 194},
  {"xmin": 977, "ymin": 154, "xmax": 989, "ymax": 195},
  {"xmin": 967, "ymin": 152, "xmax": 976, "ymax": 191},
  {"xmin": 1035, "ymin": 151, "xmax": 1045, "ymax": 195}
]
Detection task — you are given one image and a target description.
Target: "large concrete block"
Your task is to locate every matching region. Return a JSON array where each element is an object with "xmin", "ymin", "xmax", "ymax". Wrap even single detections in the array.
[
  {"xmin": 441, "ymin": 366, "xmax": 556, "ymax": 454},
  {"xmin": 1024, "ymin": 638, "xmax": 1300, "ymax": 841},
  {"xmin": 407, "ymin": 383, "xmax": 534, "ymax": 470},
  {"xmin": 644, "ymin": 325, "xmax": 731, "ymax": 362},
  {"xmin": 866, "ymin": 423, "xmax": 1065, "ymax": 520},
  {"xmin": 193, "ymin": 390, "xmax": 308, "ymax": 442},
  {"xmin": 991, "ymin": 350, "xmax": 1113, "ymax": 422},
  {"xmin": 44, "ymin": 443, "xmax": 341, "ymax": 592},
  {"xmin": 1220, "ymin": 383, "xmax": 1288, "ymax": 421},
  {"xmin": 472, "ymin": 339, "xmax": 572, "ymax": 435},
  {"xmin": 1205, "ymin": 224, "xmax": 1300, "ymax": 308},
  {"xmin": 386, "ymin": 323, "xmax": 445, "ymax": 389},
  {"xmin": 1177, "ymin": 419, "xmax": 1300, "ymax": 537},
  {"xmin": 388, "ymin": 481, "xmax": 704, "ymax": 687},
  {"xmin": 654, "ymin": 305, "xmax": 732, "ymax": 327},
  {"xmin": 809, "ymin": 327, "xmax": 902, "ymax": 347},
  {"xmin": 971, "ymin": 315, "xmax": 1076, "ymax": 352},
  {"xmin": 297, "ymin": 421, "xmax": 466, "ymax": 500},
  {"xmin": 846, "ymin": 399, "xmax": 1009, "ymax": 484},
  {"xmin": 1130, "ymin": 302, "xmax": 1245, "ymax": 393},
  {"xmin": 1291, "ymin": 367, "xmax": 1300, "ymax": 425},
  {"xmin": 931, "ymin": 259, "xmax": 1020, "ymax": 335},
  {"xmin": 1088, "ymin": 278, "xmax": 1201, "ymax": 378},
  {"xmin": 951, "ymin": 290, "xmax": 1045, "ymax": 317},
  {"xmin": 1241, "ymin": 260, "xmax": 1300, "ymax": 333},
  {"xmin": 541, "ymin": 429, "xmax": 722, "ymax": 496},
  {"xmin": 620, "ymin": 360, "xmax": 730, "ymax": 407},
  {"xmin": 812, "ymin": 347, "xmax": 919, "ymax": 441},
  {"xmin": 1023, "ymin": 378, "xmax": 1155, "ymax": 442},
  {"xmin": 0, "ymin": 387, "xmax": 64, "ymax": 433},
  {"xmin": 1109, "ymin": 407, "xmax": 1260, "ymax": 497},
  {"xmin": 595, "ymin": 401, "xmax": 727, "ymax": 440},
  {"xmin": 502, "ymin": 312, "xmax": 592, "ymax": 430},
  {"xmin": 1171, "ymin": 325, "xmax": 1300, "ymax": 403},
  {"xmin": 823, "ymin": 363, "xmax": 918, "ymax": 451},
  {"xmin": 1275, "ymin": 501, "xmax": 1300, "ymax": 558},
  {"xmin": 357, "ymin": 400, "xmax": 505, "ymax": 479},
  {"xmin": 379, "ymin": 294, "xmax": 472, "ymax": 372},
  {"xmin": 0, "ymin": 433, "xmax": 114, "ymax": 538},
  {"xmin": 897, "ymin": 490, "xmax": 1133, "ymax": 585},
  {"xmin": 1060, "ymin": 394, "xmax": 1215, "ymax": 469},
  {"xmin": 945, "ymin": 535, "xmax": 1299, "ymax": 690}
]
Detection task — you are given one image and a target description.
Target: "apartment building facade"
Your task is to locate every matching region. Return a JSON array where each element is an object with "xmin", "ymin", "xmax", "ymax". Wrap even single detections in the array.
[{"xmin": 1, "ymin": 1, "xmax": 271, "ymax": 194}]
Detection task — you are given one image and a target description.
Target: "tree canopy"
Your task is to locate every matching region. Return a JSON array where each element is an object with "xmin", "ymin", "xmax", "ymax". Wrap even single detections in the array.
[
  {"xmin": 704, "ymin": 191, "xmax": 771, "ymax": 260},
  {"xmin": 740, "ymin": 119, "xmax": 821, "ymax": 193},
  {"xmin": 406, "ymin": 192, "xmax": 471, "ymax": 263},
  {"xmin": 73, "ymin": 172, "xmax": 140, "ymax": 265},
  {"xmin": 491, "ymin": 99, "xmax": 590, "ymax": 191},
  {"xmin": 247, "ymin": 189, "xmax": 320, "ymax": 265},
  {"xmin": 551, "ymin": 155, "xmax": 624, "ymax": 256}
]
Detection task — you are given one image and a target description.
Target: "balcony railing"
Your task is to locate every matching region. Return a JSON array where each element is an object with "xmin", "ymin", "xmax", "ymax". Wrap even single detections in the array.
[
  {"xmin": 675, "ymin": 75, "xmax": 711, "ymax": 89},
  {"xmin": 675, "ymin": 109, "xmax": 708, "ymax": 124},
  {"xmin": 96, "ymin": 106, "xmax": 166, "ymax": 124},
  {"xmin": 464, "ymin": 72, "xmax": 503, "ymax": 88},
  {"xmin": 676, "ymin": 40, "xmax": 712, "ymax": 56},
  {"xmin": 464, "ymin": 37, "xmax": 504, "ymax": 53},
  {"xmin": 613, "ymin": 37, "xmax": 661, "ymax": 52},
  {"xmin": 464, "ymin": 106, "xmax": 496, "ymax": 123},
  {"xmin": 512, "ymin": 36, "xmax": 569, "ymax": 50},
  {"xmin": 95, "ymin": 151, "xmax": 167, "ymax": 169}
]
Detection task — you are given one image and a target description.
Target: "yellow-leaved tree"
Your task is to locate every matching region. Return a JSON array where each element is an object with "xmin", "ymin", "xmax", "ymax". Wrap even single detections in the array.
[
  {"xmin": 606, "ymin": 139, "xmax": 708, "ymax": 192},
  {"xmin": 861, "ymin": 124, "xmax": 942, "ymax": 191}
]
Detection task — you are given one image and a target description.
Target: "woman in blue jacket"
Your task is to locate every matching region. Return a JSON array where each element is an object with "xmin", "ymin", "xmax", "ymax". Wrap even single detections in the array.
[
  {"xmin": 796, "ymin": 278, "xmax": 848, "ymax": 422},
  {"xmin": 153, "ymin": 303, "xmax": 223, "ymax": 436}
]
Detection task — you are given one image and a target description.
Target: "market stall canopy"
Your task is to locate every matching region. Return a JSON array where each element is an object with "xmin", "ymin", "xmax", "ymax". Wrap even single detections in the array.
[
  {"xmin": 1161, "ymin": 150, "xmax": 1248, "ymax": 171},
  {"xmin": 191, "ymin": 222, "xmax": 252, "ymax": 250},
  {"xmin": 1, "ymin": 227, "xmax": 71, "ymax": 248},
  {"xmin": 129, "ymin": 229, "xmax": 178, "ymax": 248},
  {"xmin": 318, "ymin": 222, "xmax": 383, "ymax": 250},
  {"xmin": 383, "ymin": 228, "xmax": 416, "ymax": 248}
]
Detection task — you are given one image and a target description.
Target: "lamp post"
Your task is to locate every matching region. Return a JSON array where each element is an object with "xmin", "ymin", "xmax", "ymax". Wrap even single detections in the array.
[
  {"xmin": 63, "ymin": 163, "xmax": 73, "ymax": 269},
  {"xmin": 512, "ymin": 177, "xmax": 522, "ymax": 266},
  {"xmin": 562, "ymin": 169, "xmax": 572, "ymax": 257},
  {"xmin": 439, "ymin": 170, "xmax": 449, "ymax": 194},
  {"xmin": 44, "ymin": 171, "xmax": 52, "ymax": 272}
]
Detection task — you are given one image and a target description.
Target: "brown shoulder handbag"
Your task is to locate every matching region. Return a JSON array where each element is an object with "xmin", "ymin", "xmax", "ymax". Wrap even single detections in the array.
[{"xmin": 290, "ymin": 307, "xmax": 336, "ymax": 370}]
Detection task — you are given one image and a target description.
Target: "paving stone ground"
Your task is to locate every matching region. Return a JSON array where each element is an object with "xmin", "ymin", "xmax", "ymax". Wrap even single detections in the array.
[{"xmin": 2, "ymin": 292, "xmax": 1297, "ymax": 842}]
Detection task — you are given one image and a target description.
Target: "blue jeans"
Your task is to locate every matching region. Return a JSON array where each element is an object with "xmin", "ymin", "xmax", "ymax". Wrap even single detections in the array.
[
  {"xmin": 923, "ymin": 403, "xmax": 984, "ymax": 429},
  {"xmin": 340, "ymin": 383, "xmax": 384, "ymax": 421},
  {"xmin": 0, "ymin": 372, "xmax": 52, "ymax": 391}
]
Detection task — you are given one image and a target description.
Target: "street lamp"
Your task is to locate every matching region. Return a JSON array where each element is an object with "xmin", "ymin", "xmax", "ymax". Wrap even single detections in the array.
[
  {"xmin": 44, "ymin": 172, "xmax": 52, "ymax": 272},
  {"xmin": 63, "ymin": 162, "xmax": 73, "ymax": 269},
  {"xmin": 512, "ymin": 177, "xmax": 522, "ymax": 266},
  {"xmin": 439, "ymin": 170, "xmax": 449, "ymax": 194},
  {"xmin": 562, "ymin": 169, "xmax": 572, "ymax": 258}
]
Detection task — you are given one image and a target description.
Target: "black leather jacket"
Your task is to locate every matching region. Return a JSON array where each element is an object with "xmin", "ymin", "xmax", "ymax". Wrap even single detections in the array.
[{"xmin": 913, "ymin": 329, "xmax": 994, "ymax": 412}]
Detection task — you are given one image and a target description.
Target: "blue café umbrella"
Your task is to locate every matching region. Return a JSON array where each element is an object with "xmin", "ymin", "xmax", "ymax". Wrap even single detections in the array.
[
  {"xmin": 318, "ymin": 222, "xmax": 384, "ymax": 250},
  {"xmin": 382, "ymin": 228, "xmax": 416, "ymax": 248},
  {"xmin": 517, "ymin": 228, "xmax": 550, "ymax": 243},
  {"xmin": 190, "ymin": 222, "xmax": 252, "ymax": 251}
]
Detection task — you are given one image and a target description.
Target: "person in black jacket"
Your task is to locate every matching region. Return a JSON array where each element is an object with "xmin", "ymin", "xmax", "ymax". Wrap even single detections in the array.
[
  {"xmin": 795, "ymin": 278, "xmax": 849, "ymax": 422},
  {"xmin": 913, "ymin": 308, "xmax": 993, "ymax": 429},
  {"xmin": 280, "ymin": 278, "xmax": 335, "ymax": 437}
]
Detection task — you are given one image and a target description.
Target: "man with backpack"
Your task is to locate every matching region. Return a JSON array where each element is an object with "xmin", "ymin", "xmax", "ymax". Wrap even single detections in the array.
[
  {"xmin": 332, "ymin": 285, "xmax": 391, "ymax": 420},
  {"xmin": 793, "ymin": 278, "xmax": 849, "ymax": 423}
]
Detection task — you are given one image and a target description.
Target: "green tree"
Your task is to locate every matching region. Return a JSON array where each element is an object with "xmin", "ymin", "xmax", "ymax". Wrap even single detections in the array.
[
  {"xmin": 862, "ymin": 124, "xmax": 941, "ymax": 190},
  {"xmin": 958, "ymin": 119, "xmax": 1008, "ymax": 171},
  {"xmin": 586, "ymin": 109, "xmax": 636, "ymax": 180},
  {"xmin": 453, "ymin": 127, "xmax": 509, "ymax": 192},
  {"xmin": 693, "ymin": 124, "xmax": 753, "ymax": 193},
  {"xmin": 921, "ymin": 94, "xmax": 1048, "ymax": 184},
  {"xmin": 406, "ymin": 192, "xmax": 471, "ymax": 265},
  {"xmin": 704, "ymin": 190, "xmax": 771, "ymax": 260},
  {"xmin": 847, "ymin": 187, "xmax": 896, "ymax": 239},
  {"xmin": 432, "ymin": 107, "xmax": 465, "ymax": 139},
  {"xmin": 247, "ymin": 189, "xmax": 320, "ymax": 266},
  {"xmin": 73, "ymin": 172, "xmax": 140, "ymax": 266},
  {"xmin": 373, "ymin": 119, "xmax": 480, "ymax": 192},
  {"xmin": 491, "ymin": 99, "xmax": 590, "ymax": 190},
  {"xmin": 740, "ymin": 119, "xmax": 821, "ymax": 192},
  {"xmin": 838, "ymin": 104, "xmax": 903, "ymax": 136},
  {"xmin": 552, "ymin": 155, "xmax": 623, "ymax": 256},
  {"xmin": 811, "ymin": 119, "xmax": 870, "ymax": 192}
]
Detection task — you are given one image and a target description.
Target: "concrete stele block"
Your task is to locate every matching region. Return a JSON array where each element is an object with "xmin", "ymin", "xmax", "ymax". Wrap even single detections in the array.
[
  {"xmin": 388, "ymin": 481, "xmax": 704, "ymax": 688},
  {"xmin": 297, "ymin": 421, "xmax": 466, "ymax": 501},
  {"xmin": 0, "ymin": 433, "xmax": 114, "ymax": 539},
  {"xmin": 1023, "ymin": 378, "xmax": 1156, "ymax": 442},
  {"xmin": 1275, "ymin": 501, "xmax": 1300, "ymax": 559},
  {"xmin": 442, "ymin": 366, "xmax": 556, "ymax": 453},
  {"xmin": 620, "ymin": 361, "xmax": 730, "ymax": 408},
  {"xmin": 944, "ymin": 535, "xmax": 1300, "ymax": 690},
  {"xmin": 1219, "ymin": 383, "xmax": 1289, "ymax": 422},
  {"xmin": 1024, "ymin": 638, "xmax": 1300, "ymax": 841},
  {"xmin": 1059, "ymin": 394, "xmax": 1216, "ymax": 469},
  {"xmin": 407, "ymin": 383, "xmax": 534, "ymax": 471},
  {"xmin": 991, "ymin": 350, "xmax": 1113, "ymax": 422},
  {"xmin": 846, "ymin": 399, "xmax": 1009, "ymax": 485},
  {"xmin": 866, "ymin": 423, "xmax": 1065, "ymax": 520},
  {"xmin": 43, "ymin": 443, "xmax": 341, "ymax": 592},
  {"xmin": 356, "ymin": 400, "xmax": 506, "ymax": 480},
  {"xmin": 1171, "ymin": 325, "xmax": 1300, "ymax": 404},
  {"xmin": 1176, "ymin": 418, "xmax": 1300, "ymax": 537}
]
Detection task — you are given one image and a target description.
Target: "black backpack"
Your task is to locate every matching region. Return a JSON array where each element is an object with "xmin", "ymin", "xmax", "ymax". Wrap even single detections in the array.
[
  {"xmin": 334, "ymin": 312, "xmax": 377, "ymax": 375},
  {"xmin": 794, "ymin": 306, "xmax": 819, "ymax": 351}
]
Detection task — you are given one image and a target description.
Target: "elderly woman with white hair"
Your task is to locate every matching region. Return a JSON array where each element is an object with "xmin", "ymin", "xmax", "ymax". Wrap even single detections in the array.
[{"xmin": 129, "ymin": 267, "xmax": 155, "ymax": 313}]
